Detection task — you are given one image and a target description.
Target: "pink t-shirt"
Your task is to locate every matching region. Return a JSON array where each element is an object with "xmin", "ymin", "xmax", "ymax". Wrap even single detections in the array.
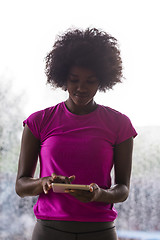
[{"xmin": 23, "ymin": 102, "xmax": 137, "ymax": 222}]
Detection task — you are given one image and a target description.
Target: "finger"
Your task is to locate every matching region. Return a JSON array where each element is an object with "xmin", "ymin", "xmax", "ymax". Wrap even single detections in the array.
[
  {"xmin": 47, "ymin": 181, "xmax": 52, "ymax": 189},
  {"xmin": 88, "ymin": 183, "xmax": 95, "ymax": 192},
  {"xmin": 51, "ymin": 174, "xmax": 64, "ymax": 183},
  {"xmin": 43, "ymin": 184, "xmax": 48, "ymax": 194},
  {"xmin": 51, "ymin": 173, "xmax": 57, "ymax": 181},
  {"xmin": 64, "ymin": 190, "xmax": 75, "ymax": 194},
  {"xmin": 69, "ymin": 175, "xmax": 76, "ymax": 183},
  {"xmin": 54, "ymin": 175, "xmax": 68, "ymax": 183},
  {"xmin": 90, "ymin": 183, "xmax": 99, "ymax": 191},
  {"xmin": 64, "ymin": 190, "xmax": 70, "ymax": 193},
  {"xmin": 68, "ymin": 191, "xmax": 92, "ymax": 202},
  {"xmin": 65, "ymin": 176, "xmax": 70, "ymax": 184},
  {"xmin": 69, "ymin": 189, "xmax": 75, "ymax": 193},
  {"xmin": 43, "ymin": 179, "xmax": 53, "ymax": 194}
]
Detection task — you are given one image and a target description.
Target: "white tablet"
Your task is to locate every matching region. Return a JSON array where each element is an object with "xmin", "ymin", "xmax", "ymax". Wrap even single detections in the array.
[{"xmin": 52, "ymin": 183, "xmax": 92, "ymax": 193}]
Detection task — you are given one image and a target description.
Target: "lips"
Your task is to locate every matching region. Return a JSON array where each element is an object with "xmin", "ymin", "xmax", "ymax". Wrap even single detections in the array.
[{"xmin": 74, "ymin": 94, "xmax": 88, "ymax": 98}]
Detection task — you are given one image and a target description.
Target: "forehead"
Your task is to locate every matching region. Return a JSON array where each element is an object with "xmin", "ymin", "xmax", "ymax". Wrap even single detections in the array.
[{"xmin": 69, "ymin": 66, "xmax": 96, "ymax": 77}]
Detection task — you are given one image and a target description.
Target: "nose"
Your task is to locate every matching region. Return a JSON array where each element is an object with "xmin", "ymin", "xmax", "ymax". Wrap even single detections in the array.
[{"xmin": 77, "ymin": 82, "xmax": 87, "ymax": 92}]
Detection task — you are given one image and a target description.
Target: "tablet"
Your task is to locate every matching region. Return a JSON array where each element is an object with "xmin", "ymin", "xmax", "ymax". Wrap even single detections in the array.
[{"xmin": 52, "ymin": 183, "xmax": 92, "ymax": 193}]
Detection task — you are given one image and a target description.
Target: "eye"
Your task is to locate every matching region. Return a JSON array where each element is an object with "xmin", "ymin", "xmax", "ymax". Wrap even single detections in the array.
[
  {"xmin": 87, "ymin": 80, "xmax": 97, "ymax": 84},
  {"xmin": 69, "ymin": 79, "xmax": 79, "ymax": 83},
  {"xmin": 87, "ymin": 78, "xmax": 98, "ymax": 84},
  {"xmin": 68, "ymin": 76, "xmax": 79, "ymax": 83}
]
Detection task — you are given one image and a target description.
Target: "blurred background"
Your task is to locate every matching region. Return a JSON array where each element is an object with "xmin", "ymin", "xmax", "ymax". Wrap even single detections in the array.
[{"xmin": 0, "ymin": 0, "xmax": 160, "ymax": 239}]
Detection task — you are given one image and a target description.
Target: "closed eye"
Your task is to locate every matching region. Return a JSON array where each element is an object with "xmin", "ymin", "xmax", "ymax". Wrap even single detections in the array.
[
  {"xmin": 69, "ymin": 78, "xmax": 79, "ymax": 83},
  {"xmin": 87, "ymin": 80, "xmax": 98, "ymax": 84}
]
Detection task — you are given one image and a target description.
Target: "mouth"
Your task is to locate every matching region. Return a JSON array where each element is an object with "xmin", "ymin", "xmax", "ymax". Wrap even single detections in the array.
[{"xmin": 74, "ymin": 94, "xmax": 88, "ymax": 98}]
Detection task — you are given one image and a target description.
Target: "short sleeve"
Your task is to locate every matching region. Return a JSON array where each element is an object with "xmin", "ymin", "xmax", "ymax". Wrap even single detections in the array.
[
  {"xmin": 23, "ymin": 110, "xmax": 44, "ymax": 140},
  {"xmin": 115, "ymin": 114, "xmax": 137, "ymax": 145}
]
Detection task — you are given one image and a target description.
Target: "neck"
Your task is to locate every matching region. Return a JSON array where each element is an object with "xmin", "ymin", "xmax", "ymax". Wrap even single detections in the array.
[{"xmin": 65, "ymin": 99, "xmax": 97, "ymax": 115}]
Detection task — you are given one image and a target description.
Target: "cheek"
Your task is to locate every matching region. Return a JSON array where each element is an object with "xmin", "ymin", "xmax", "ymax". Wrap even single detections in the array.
[
  {"xmin": 66, "ymin": 83, "xmax": 76, "ymax": 91},
  {"xmin": 91, "ymin": 86, "xmax": 99, "ymax": 95},
  {"xmin": 67, "ymin": 87, "xmax": 75, "ymax": 95}
]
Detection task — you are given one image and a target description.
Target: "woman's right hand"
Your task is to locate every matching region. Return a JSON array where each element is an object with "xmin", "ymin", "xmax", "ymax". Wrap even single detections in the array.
[{"xmin": 42, "ymin": 173, "xmax": 76, "ymax": 194}]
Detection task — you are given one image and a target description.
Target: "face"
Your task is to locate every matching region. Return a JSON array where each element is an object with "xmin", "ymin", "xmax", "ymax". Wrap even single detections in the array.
[{"xmin": 66, "ymin": 66, "xmax": 99, "ymax": 107}]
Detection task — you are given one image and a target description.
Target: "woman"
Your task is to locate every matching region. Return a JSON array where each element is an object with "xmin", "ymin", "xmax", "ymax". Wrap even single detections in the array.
[{"xmin": 16, "ymin": 28, "xmax": 137, "ymax": 240}]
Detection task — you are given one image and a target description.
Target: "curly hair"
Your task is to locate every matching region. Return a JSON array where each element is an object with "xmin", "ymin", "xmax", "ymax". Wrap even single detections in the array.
[{"xmin": 45, "ymin": 28, "xmax": 123, "ymax": 92}]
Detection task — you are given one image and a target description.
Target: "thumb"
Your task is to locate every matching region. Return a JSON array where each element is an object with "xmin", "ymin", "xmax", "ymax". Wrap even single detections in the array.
[{"xmin": 69, "ymin": 175, "xmax": 76, "ymax": 183}]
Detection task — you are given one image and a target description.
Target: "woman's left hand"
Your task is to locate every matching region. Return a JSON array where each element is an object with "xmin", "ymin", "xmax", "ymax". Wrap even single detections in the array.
[{"xmin": 67, "ymin": 183, "xmax": 102, "ymax": 203}]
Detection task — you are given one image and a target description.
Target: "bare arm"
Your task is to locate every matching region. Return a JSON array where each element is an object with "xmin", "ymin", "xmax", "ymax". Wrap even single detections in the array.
[
  {"xmin": 93, "ymin": 137, "xmax": 133, "ymax": 203},
  {"xmin": 69, "ymin": 137, "xmax": 134, "ymax": 203},
  {"xmin": 15, "ymin": 125, "xmax": 75, "ymax": 197},
  {"xmin": 91, "ymin": 137, "xmax": 134, "ymax": 203},
  {"xmin": 15, "ymin": 125, "xmax": 52, "ymax": 197}
]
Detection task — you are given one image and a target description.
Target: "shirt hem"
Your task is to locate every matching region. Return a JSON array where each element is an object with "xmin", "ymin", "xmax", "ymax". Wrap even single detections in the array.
[{"xmin": 35, "ymin": 215, "xmax": 117, "ymax": 222}]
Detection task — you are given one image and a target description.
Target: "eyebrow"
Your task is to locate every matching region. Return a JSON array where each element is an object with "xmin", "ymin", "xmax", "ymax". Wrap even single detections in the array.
[
  {"xmin": 69, "ymin": 73, "xmax": 78, "ymax": 77},
  {"xmin": 69, "ymin": 73, "xmax": 97, "ymax": 79}
]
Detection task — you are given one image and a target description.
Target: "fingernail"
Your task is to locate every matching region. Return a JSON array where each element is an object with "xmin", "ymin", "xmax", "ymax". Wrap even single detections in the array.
[{"xmin": 65, "ymin": 190, "xmax": 69, "ymax": 193}]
